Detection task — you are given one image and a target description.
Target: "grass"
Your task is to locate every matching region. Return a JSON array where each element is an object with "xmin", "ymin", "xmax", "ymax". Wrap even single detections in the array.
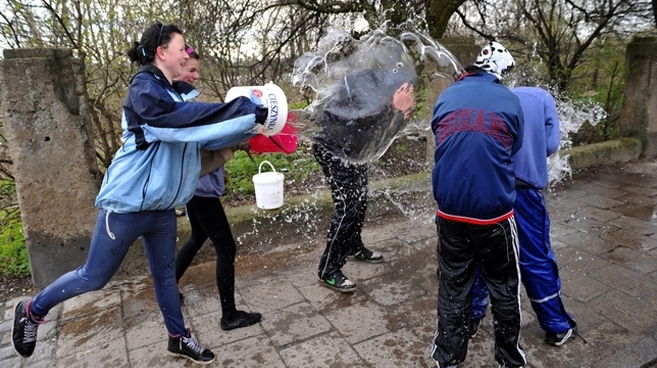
[
  {"xmin": 224, "ymin": 141, "xmax": 320, "ymax": 195},
  {"xmin": 0, "ymin": 220, "xmax": 29, "ymax": 276},
  {"xmin": 0, "ymin": 180, "xmax": 29, "ymax": 277}
]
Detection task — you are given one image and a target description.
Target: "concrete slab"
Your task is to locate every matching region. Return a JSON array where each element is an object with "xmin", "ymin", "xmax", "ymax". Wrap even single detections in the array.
[{"xmin": 279, "ymin": 331, "xmax": 366, "ymax": 368}]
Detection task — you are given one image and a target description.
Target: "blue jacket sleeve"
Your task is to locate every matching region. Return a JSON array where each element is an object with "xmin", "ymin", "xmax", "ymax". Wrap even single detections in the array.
[
  {"xmin": 137, "ymin": 98, "xmax": 263, "ymax": 144},
  {"xmin": 124, "ymin": 78, "xmax": 266, "ymax": 149},
  {"xmin": 544, "ymin": 93, "xmax": 561, "ymax": 157}
]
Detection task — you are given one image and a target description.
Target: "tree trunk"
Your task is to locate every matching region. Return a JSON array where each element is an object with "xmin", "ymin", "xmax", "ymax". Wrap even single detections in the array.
[{"xmin": 427, "ymin": 0, "xmax": 467, "ymax": 39}]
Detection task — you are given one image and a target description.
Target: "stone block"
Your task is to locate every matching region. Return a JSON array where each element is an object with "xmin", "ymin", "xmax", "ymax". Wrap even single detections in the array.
[
  {"xmin": 259, "ymin": 302, "xmax": 332, "ymax": 347},
  {"xmin": 566, "ymin": 137, "xmax": 642, "ymax": 170},
  {"xmin": 620, "ymin": 37, "xmax": 657, "ymax": 158},
  {"xmin": 322, "ymin": 299, "xmax": 398, "ymax": 344},
  {"xmin": 1, "ymin": 48, "xmax": 101, "ymax": 288},
  {"xmin": 353, "ymin": 328, "xmax": 435, "ymax": 367}
]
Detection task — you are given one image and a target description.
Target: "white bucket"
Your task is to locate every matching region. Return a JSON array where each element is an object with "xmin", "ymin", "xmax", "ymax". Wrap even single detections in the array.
[
  {"xmin": 252, "ymin": 160, "xmax": 285, "ymax": 210},
  {"xmin": 226, "ymin": 82, "xmax": 288, "ymax": 136}
]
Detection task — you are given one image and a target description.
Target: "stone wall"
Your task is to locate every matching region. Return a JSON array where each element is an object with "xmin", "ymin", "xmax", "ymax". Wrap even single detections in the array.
[
  {"xmin": 620, "ymin": 37, "xmax": 657, "ymax": 158},
  {"xmin": 1, "ymin": 49, "xmax": 102, "ymax": 287}
]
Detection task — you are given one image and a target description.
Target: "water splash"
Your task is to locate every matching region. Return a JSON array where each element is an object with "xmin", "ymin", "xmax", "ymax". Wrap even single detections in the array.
[
  {"xmin": 237, "ymin": 32, "xmax": 609, "ymax": 250},
  {"xmin": 506, "ymin": 44, "xmax": 608, "ymax": 187},
  {"xmin": 290, "ymin": 27, "xmax": 462, "ymax": 164},
  {"xmin": 548, "ymin": 97, "xmax": 607, "ymax": 186}
]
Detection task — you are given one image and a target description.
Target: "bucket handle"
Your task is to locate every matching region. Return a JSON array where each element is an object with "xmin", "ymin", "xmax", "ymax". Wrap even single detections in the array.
[{"xmin": 258, "ymin": 160, "xmax": 276, "ymax": 174}]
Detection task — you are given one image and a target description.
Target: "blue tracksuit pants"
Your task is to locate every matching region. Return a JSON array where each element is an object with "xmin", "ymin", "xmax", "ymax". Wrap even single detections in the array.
[{"xmin": 472, "ymin": 187, "xmax": 576, "ymax": 334}]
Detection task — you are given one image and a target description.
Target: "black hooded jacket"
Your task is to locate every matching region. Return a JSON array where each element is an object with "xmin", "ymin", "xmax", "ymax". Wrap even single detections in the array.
[{"xmin": 314, "ymin": 69, "xmax": 415, "ymax": 162}]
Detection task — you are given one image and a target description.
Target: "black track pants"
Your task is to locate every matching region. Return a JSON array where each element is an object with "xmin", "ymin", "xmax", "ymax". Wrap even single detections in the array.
[
  {"xmin": 432, "ymin": 216, "xmax": 526, "ymax": 368},
  {"xmin": 313, "ymin": 142, "xmax": 368, "ymax": 279}
]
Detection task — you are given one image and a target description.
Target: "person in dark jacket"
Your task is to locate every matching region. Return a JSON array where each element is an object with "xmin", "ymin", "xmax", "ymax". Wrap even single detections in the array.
[
  {"xmin": 470, "ymin": 86, "xmax": 578, "ymax": 347},
  {"xmin": 11, "ymin": 23, "xmax": 268, "ymax": 365},
  {"xmin": 174, "ymin": 46, "xmax": 261, "ymax": 331},
  {"xmin": 430, "ymin": 41, "xmax": 527, "ymax": 368},
  {"xmin": 314, "ymin": 68, "xmax": 415, "ymax": 292}
]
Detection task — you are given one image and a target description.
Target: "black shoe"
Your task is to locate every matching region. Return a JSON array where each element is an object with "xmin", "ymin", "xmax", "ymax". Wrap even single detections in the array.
[
  {"xmin": 353, "ymin": 247, "xmax": 384, "ymax": 263},
  {"xmin": 546, "ymin": 327, "xmax": 576, "ymax": 346},
  {"xmin": 318, "ymin": 269, "xmax": 357, "ymax": 293},
  {"xmin": 220, "ymin": 310, "xmax": 262, "ymax": 331},
  {"xmin": 469, "ymin": 318, "xmax": 481, "ymax": 339},
  {"xmin": 12, "ymin": 300, "xmax": 41, "ymax": 358},
  {"xmin": 167, "ymin": 329, "xmax": 215, "ymax": 364}
]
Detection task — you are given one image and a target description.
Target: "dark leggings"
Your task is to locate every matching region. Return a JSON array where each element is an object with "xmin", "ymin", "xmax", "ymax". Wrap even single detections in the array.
[{"xmin": 175, "ymin": 195, "xmax": 237, "ymax": 319}]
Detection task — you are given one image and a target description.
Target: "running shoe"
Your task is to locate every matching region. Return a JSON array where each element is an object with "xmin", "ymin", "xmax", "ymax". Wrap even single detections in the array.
[{"xmin": 318, "ymin": 269, "xmax": 357, "ymax": 293}]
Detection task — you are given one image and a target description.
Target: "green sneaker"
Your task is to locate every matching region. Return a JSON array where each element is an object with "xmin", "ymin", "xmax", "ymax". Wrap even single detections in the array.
[
  {"xmin": 318, "ymin": 270, "xmax": 357, "ymax": 293},
  {"xmin": 353, "ymin": 247, "xmax": 384, "ymax": 263}
]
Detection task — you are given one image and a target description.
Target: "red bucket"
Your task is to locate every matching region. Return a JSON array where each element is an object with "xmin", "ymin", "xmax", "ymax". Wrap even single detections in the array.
[{"xmin": 249, "ymin": 112, "xmax": 299, "ymax": 154}]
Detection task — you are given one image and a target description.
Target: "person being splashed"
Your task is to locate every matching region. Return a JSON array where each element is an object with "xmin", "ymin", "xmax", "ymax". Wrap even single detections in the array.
[
  {"xmin": 299, "ymin": 32, "xmax": 416, "ymax": 292},
  {"xmin": 314, "ymin": 71, "xmax": 414, "ymax": 292},
  {"xmin": 314, "ymin": 68, "xmax": 416, "ymax": 162}
]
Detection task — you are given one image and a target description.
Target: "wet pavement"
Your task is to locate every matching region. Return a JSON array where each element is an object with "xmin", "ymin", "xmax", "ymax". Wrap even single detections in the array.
[{"xmin": 2, "ymin": 159, "xmax": 657, "ymax": 368}]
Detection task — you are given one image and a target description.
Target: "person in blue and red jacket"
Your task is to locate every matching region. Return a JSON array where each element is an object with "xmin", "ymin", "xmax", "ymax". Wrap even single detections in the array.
[
  {"xmin": 12, "ymin": 22, "xmax": 268, "ymax": 365},
  {"xmin": 430, "ymin": 41, "xmax": 527, "ymax": 368}
]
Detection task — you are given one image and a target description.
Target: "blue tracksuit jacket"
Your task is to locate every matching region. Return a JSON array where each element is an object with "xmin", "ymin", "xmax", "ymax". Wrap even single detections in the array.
[
  {"xmin": 431, "ymin": 71, "xmax": 524, "ymax": 223},
  {"xmin": 511, "ymin": 86, "xmax": 560, "ymax": 189}
]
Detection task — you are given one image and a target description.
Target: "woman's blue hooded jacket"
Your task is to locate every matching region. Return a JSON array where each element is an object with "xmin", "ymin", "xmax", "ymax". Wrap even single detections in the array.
[{"xmin": 95, "ymin": 65, "xmax": 266, "ymax": 213}]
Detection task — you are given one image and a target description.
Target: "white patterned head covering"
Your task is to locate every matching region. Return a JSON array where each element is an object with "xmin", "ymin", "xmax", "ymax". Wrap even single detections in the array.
[{"xmin": 474, "ymin": 41, "xmax": 515, "ymax": 79}]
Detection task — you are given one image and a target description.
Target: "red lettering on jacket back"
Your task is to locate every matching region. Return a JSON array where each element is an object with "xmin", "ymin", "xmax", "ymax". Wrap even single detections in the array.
[{"xmin": 436, "ymin": 109, "xmax": 512, "ymax": 149}]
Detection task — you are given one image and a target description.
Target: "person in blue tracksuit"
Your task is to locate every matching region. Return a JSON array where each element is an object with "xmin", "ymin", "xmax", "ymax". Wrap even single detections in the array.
[
  {"xmin": 12, "ymin": 22, "xmax": 267, "ymax": 365},
  {"xmin": 470, "ymin": 86, "xmax": 578, "ymax": 347},
  {"xmin": 430, "ymin": 41, "xmax": 527, "ymax": 368}
]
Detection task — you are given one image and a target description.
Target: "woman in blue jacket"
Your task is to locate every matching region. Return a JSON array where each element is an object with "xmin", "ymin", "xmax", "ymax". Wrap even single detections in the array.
[{"xmin": 12, "ymin": 22, "xmax": 267, "ymax": 365}]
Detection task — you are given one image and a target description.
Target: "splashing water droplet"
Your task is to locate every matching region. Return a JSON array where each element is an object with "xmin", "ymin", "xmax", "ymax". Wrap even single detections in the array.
[{"xmin": 291, "ymin": 27, "xmax": 462, "ymax": 164}]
